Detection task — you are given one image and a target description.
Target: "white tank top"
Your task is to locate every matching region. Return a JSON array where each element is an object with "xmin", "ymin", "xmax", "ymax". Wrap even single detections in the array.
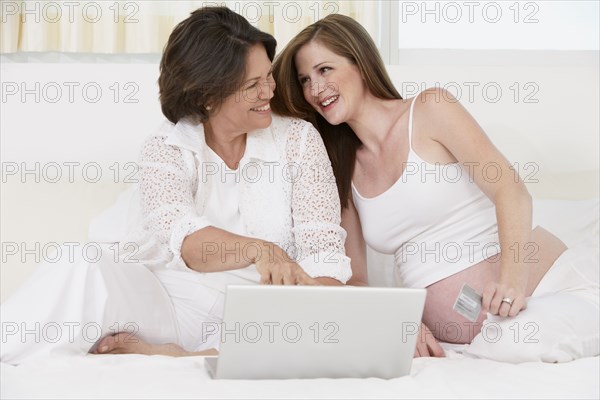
[{"xmin": 352, "ymin": 96, "xmax": 500, "ymax": 288}]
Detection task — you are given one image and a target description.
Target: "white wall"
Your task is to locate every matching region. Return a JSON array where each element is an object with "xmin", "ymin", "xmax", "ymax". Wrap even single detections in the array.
[
  {"xmin": 1, "ymin": 49, "xmax": 599, "ymax": 301},
  {"xmin": 1, "ymin": 55, "xmax": 164, "ymax": 302},
  {"xmin": 389, "ymin": 50, "xmax": 600, "ymax": 175},
  {"xmin": 395, "ymin": 0, "xmax": 599, "ymax": 50},
  {"xmin": 1, "ymin": 55, "xmax": 163, "ymax": 167},
  {"xmin": 2, "ymin": 50, "xmax": 598, "ymax": 174}
]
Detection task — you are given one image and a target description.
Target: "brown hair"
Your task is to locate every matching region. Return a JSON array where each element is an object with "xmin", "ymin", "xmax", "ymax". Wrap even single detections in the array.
[
  {"xmin": 159, "ymin": 6, "xmax": 277, "ymax": 124},
  {"xmin": 272, "ymin": 14, "xmax": 401, "ymax": 208}
]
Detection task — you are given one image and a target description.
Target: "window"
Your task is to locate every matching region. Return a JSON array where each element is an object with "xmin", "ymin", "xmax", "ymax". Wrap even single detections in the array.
[{"xmin": 382, "ymin": 0, "xmax": 599, "ymax": 63}]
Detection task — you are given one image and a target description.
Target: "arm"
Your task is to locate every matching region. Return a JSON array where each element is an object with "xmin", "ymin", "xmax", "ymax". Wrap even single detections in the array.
[
  {"xmin": 182, "ymin": 228, "xmax": 316, "ymax": 284},
  {"xmin": 140, "ymin": 135, "xmax": 315, "ymax": 285},
  {"xmin": 342, "ymin": 198, "xmax": 368, "ymax": 286},
  {"xmin": 288, "ymin": 120, "xmax": 353, "ymax": 285},
  {"xmin": 417, "ymin": 88, "xmax": 532, "ymax": 317}
]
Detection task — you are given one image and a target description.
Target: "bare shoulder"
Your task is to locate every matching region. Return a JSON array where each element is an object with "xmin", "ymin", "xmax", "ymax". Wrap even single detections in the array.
[
  {"xmin": 412, "ymin": 87, "xmax": 464, "ymax": 116},
  {"xmin": 411, "ymin": 87, "xmax": 479, "ymax": 136}
]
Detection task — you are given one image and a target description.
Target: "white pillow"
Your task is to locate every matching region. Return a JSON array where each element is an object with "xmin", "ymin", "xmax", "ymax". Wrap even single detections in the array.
[
  {"xmin": 88, "ymin": 186, "xmax": 138, "ymax": 243},
  {"xmin": 464, "ymin": 244, "xmax": 599, "ymax": 363},
  {"xmin": 367, "ymin": 198, "xmax": 600, "ymax": 287},
  {"xmin": 532, "ymin": 198, "xmax": 599, "ymax": 248}
]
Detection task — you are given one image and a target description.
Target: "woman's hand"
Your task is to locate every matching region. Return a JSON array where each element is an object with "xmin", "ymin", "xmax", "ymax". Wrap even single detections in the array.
[
  {"xmin": 482, "ymin": 276, "xmax": 527, "ymax": 318},
  {"xmin": 254, "ymin": 242, "xmax": 321, "ymax": 285},
  {"xmin": 414, "ymin": 322, "xmax": 445, "ymax": 358}
]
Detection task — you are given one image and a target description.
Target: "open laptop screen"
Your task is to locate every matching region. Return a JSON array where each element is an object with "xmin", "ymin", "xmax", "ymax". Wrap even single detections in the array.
[{"xmin": 205, "ymin": 285, "xmax": 426, "ymax": 379}]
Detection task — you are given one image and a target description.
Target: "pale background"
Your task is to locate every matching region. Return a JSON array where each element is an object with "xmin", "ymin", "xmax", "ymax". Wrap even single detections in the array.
[{"xmin": 1, "ymin": 1, "xmax": 599, "ymax": 301}]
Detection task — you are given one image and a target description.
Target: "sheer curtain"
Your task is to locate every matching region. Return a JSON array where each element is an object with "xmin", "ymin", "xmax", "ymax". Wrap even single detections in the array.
[{"xmin": 0, "ymin": 1, "xmax": 378, "ymax": 53}]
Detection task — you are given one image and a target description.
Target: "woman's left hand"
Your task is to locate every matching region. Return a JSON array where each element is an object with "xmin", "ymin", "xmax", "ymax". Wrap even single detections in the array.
[{"xmin": 481, "ymin": 278, "xmax": 527, "ymax": 317}]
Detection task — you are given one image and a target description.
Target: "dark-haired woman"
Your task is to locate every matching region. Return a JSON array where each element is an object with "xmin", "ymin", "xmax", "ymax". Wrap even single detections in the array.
[{"xmin": 1, "ymin": 7, "xmax": 350, "ymax": 363}]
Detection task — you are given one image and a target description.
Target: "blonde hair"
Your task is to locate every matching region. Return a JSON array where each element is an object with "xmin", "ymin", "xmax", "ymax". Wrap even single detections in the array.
[{"xmin": 272, "ymin": 14, "xmax": 401, "ymax": 208}]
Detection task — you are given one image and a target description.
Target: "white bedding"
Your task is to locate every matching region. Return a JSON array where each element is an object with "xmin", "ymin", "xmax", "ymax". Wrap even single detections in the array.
[
  {"xmin": 1, "ymin": 198, "xmax": 598, "ymax": 399},
  {"xmin": 2, "ymin": 350, "xmax": 598, "ymax": 399}
]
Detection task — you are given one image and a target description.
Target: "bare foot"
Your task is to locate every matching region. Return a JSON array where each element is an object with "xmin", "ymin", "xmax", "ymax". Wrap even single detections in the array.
[{"xmin": 91, "ymin": 332, "xmax": 218, "ymax": 357}]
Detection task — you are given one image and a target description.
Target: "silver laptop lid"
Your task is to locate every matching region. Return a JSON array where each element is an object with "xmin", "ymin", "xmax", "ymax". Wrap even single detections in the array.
[{"xmin": 208, "ymin": 285, "xmax": 426, "ymax": 379}]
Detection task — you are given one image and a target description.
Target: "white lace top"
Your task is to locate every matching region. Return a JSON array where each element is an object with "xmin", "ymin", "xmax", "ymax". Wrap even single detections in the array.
[{"xmin": 108, "ymin": 115, "xmax": 351, "ymax": 289}]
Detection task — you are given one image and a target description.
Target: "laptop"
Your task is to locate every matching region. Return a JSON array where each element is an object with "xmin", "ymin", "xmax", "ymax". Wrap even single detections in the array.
[{"xmin": 204, "ymin": 285, "xmax": 426, "ymax": 379}]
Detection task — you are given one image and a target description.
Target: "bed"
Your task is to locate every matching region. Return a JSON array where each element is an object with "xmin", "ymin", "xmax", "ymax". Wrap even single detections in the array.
[
  {"xmin": 1, "ymin": 51, "xmax": 598, "ymax": 398},
  {"xmin": 1, "ymin": 346, "xmax": 597, "ymax": 399},
  {"xmin": 2, "ymin": 199, "xmax": 599, "ymax": 399}
]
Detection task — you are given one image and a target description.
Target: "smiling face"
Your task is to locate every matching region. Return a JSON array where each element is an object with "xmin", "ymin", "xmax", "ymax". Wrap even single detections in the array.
[
  {"xmin": 208, "ymin": 44, "xmax": 276, "ymax": 134},
  {"xmin": 294, "ymin": 40, "xmax": 366, "ymax": 126}
]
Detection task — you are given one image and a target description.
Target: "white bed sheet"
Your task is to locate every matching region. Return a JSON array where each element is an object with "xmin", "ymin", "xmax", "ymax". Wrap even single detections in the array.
[
  {"xmin": 2, "ymin": 350, "xmax": 598, "ymax": 399},
  {"xmin": 2, "ymin": 198, "xmax": 598, "ymax": 399}
]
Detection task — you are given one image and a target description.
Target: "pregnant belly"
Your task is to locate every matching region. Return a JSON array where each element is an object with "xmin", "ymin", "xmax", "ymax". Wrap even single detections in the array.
[{"xmin": 422, "ymin": 226, "xmax": 567, "ymax": 343}]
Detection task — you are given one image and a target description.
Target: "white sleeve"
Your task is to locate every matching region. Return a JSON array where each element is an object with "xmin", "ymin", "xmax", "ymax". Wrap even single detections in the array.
[
  {"xmin": 139, "ymin": 135, "xmax": 212, "ymax": 269},
  {"xmin": 286, "ymin": 120, "xmax": 352, "ymax": 283}
]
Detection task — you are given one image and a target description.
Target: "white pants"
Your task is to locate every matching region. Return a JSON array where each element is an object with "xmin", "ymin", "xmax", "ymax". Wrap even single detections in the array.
[
  {"xmin": 465, "ymin": 244, "xmax": 600, "ymax": 363},
  {"xmin": 0, "ymin": 245, "xmax": 179, "ymax": 365},
  {"xmin": 152, "ymin": 269, "xmax": 226, "ymax": 352}
]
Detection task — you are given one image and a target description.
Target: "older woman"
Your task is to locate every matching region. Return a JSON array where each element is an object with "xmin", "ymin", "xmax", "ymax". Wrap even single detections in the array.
[
  {"xmin": 1, "ymin": 7, "xmax": 350, "ymax": 363},
  {"xmin": 271, "ymin": 14, "xmax": 599, "ymax": 363}
]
